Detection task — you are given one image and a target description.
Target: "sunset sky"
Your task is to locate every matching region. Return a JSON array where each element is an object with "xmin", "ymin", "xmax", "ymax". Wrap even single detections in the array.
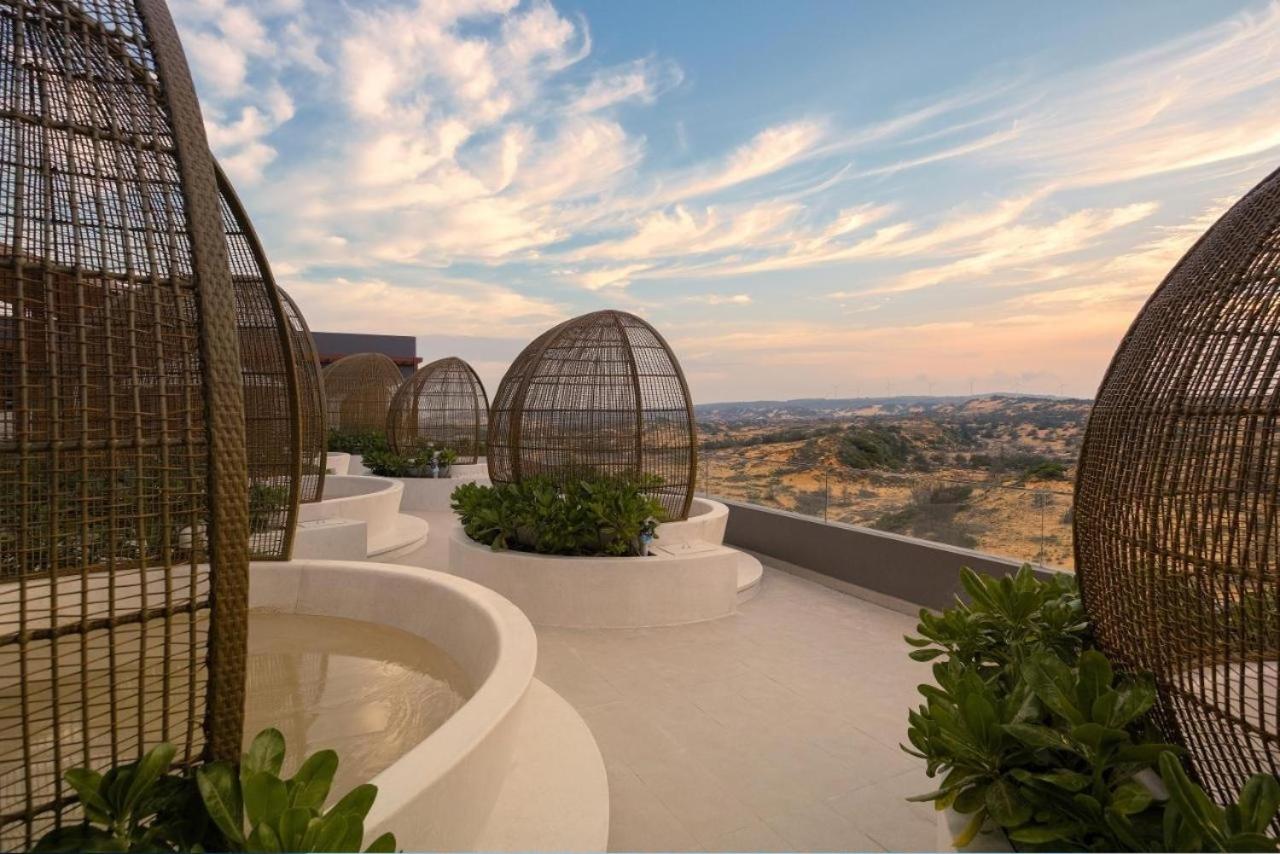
[{"xmin": 172, "ymin": 0, "xmax": 1280, "ymax": 402}]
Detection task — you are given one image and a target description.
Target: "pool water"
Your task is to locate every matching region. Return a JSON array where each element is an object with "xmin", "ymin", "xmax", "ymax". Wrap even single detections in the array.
[{"xmin": 244, "ymin": 610, "xmax": 470, "ymax": 796}]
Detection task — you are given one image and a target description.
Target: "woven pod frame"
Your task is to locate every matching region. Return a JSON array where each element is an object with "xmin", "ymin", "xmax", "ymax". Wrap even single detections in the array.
[
  {"xmin": 487, "ymin": 309, "xmax": 698, "ymax": 521},
  {"xmin": 0, "ymin": 0, "xmax": 251, "ymax": 846},
  {"xmin": 278, "ymin": 287, "xmax": 326, "ymax": 503},
  {"xmin": 216, "ymin": 164, "xmax": 300, "ymax": 559},
  {"xmin": 323, "ymin": 351, "xmax": 403, "ymax": 436},
  {"xmin": 1075, "ymin": 163, "xmax": 1280, "ymax": 805},
  {"xmin": 387, "ymin": 356, "xmax": 489, "ymax": 464}
]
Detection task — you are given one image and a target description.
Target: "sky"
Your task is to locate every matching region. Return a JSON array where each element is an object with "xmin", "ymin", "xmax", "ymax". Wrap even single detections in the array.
[{"xmin": 171, "ymin": 0, "xmax": 1280, "ymax": 403}]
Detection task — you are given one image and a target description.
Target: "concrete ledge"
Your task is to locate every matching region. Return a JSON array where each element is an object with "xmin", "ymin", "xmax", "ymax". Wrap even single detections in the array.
[
  {"xmin": 447, "ymin": 528, "xmax": 739, "ymax": 628},
  {"xmin": 396, "ymin": 474, "xmax": 491, "ymax": 512},
  {"xmin": 657, "ymin": 497, "xmax": 728, "ymax": 546},
  {"xmin": 720, "ymin": 500, "xmax": 1064, "ymax": 611},
  {"xmin": 292, "ymin": 517, "xmax": 367, "ymax": 561}
]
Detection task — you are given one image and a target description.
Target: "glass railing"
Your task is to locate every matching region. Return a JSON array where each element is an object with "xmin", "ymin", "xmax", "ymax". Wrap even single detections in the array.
[{"xmin": 696, "ymin": 455, "xmax": 1075, "ymax": 571}]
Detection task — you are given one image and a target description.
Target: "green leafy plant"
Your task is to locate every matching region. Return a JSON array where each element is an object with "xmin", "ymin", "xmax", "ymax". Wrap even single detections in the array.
[
  {"xmin": 326, "ymin": 430, "xmax": 389, "ymax": 456},
  {"xmin": 907, "ymin": 649, "xmax": 1178, "ymax": 849},
  {"xmin": 906, "ymin": 565, "xmax": 1088, "ymax": 681},
  {"xmin": 1159, "ymin": 753, "xmax": 1280, "ymax": 852},
  {"xmin": 196, "ymin": 728, "xmax": 394, "ymax": 853},
  {"xmin": 451, "ymin": 475, "xmax": 667, "ymax": 556},
  {"xmin": 902, "ymin": 564, "xmax": 1280, "ymax": 852},
  {"xmin": 248, "ymin": 484, "xmax": 290, "ymax": 533},
  {"xmin": 34, "ymin": 729, "xmax": 396, "ymax": 853}
]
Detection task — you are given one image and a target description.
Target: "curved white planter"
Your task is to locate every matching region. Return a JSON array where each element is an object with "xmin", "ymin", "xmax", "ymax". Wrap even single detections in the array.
[
  {"xmin": 324, "ymin": 452, "xmax": 351, "ymax": 476},
  {"xmin": 395, "ymin": 474, "xmax": 491, "ymax": 512},
  {"xmin": 249, "ymin": 560, "xmax": 536, "ymax": 850},
  {"xmin": 296, "ymin": 475, "xmax": 427, "ymax": 558},
  {"xmin": 448, "ymin": 528, "xmax": 739, "ymax": 628},
  {"xmin": 656, "ymin": 497, "xmax": 728, "ymax": 546}
]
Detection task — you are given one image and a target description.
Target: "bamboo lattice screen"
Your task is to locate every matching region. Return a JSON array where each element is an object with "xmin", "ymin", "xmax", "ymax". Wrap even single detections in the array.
[
  {"xmin": 1075, "ymin": 164, "xmax": 1280, "ymax": 805},
  {"xmin": 278, "ymin": 287, "xmax": 325, "ymax": 503},
  {"xmin": 487, "ymin": 310, "xmax": 698, "ymax": 520},
  {"xmin": 217, "ymin": 165, "xmax": 299, "ymax": 559},
  {"xmin": 387, "ymin": 356, "xmax": 488, "ymax": 463},
  {"xmin": 323, "ymin": 352, "xmax": 402, "ymax": 436},
  {"xmin": 0, "ymin": 0, "xmax": 250, "ymax": 846}
]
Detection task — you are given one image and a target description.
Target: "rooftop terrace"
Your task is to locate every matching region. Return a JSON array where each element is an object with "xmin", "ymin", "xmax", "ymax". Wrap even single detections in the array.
[{"xmin": 398, "ymin": 507, "xmax": 951, "ymax": 852}]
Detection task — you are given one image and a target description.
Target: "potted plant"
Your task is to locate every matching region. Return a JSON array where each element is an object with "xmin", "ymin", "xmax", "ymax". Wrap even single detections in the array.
[{"xmin": 436, "ymin": 447, "xmax": 458, "ymax": 478}]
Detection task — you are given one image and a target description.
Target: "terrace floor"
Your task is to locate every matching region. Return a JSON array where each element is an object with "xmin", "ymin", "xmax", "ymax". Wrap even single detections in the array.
[{"xmin": 394, "ymin": 511, "xmax": 938, "ymax": 852}]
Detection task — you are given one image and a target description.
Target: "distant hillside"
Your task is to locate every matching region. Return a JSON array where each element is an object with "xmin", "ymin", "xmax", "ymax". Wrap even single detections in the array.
[{"xmin": 696, "ymin": 394, "xmax": 1091, "ymax": 428}]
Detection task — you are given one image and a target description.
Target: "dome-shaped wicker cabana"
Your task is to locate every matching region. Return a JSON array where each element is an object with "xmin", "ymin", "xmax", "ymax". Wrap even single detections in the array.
[
  {"xmin": 1075, "ymin": 164, "xmax": 1280, "ymax": 805},
  {"xmin": 217, "ymin": 164, "xmax": 301, "ymax": 559},
  {"xmin": 387, "ymin": 357, "xmax": 489, "ymax": 462},
  {"xmin": 323, "ymin": 352, "xmax": 404, "ymax": 435},
  {"xmin": 487, "ymin": 310, "xmax": 697, "ymax": 520},
  {"xmin": 278, "ymin": 287, "xmax": 327, "ymax": 503},
  {"xmin": 0, "ymin": 1, "xmax": 250, "ymax": 846}
]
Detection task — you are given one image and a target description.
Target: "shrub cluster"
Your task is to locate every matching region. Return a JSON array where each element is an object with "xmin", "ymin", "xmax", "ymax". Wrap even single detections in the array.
[
  {"xmin": 905, "ymin": 566, "xmax": 1280, "ymax": 851},
  {"xmin": 363, "ymin": 445, "xmax": 457, "ymax": 478},
  {"xmin": 451, "ymin": 476, "xmax": 666, "ymax": 557},
  {"xmin": 34, "ymin": 728, "xmax": 393, "ymax": 853},
  {"xmin": 325, "ymin": 430, "xmax": 388, "ymax": 456}
]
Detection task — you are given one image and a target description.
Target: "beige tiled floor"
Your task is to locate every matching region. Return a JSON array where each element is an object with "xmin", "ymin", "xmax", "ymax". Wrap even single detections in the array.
[{"xmin": 395, "ymin": 511, "xmax": 939, "ymax": 852}]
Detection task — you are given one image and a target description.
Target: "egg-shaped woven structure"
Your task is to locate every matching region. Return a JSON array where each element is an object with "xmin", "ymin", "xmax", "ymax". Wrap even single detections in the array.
[
  {"xmin": 488, "ymin": 310, "xmax": 697, "ymax": 520},
  {"xmin": 1075, "ymin": 164, "xmax": 1280, "ymax": 804},
  {"xmin": 216, "ymin": 164, "xmax": 301, "ymax": 559},
  {"xmin": 278, "ymin": 287, "xmax": 327, "ymax": 503},
  {"xmin": 387, "ymin": 357, "xmax": 489, "ymax": 462},
  {"xmin": 323, "ymin": 352, "xmax": 403, "ymax": 435},
  {"xmin": 0, "ymin": 0, "xmax": 249, "ymax": 846}
]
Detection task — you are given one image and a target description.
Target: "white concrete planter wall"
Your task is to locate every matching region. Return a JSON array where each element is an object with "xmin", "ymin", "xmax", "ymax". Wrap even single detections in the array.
[
  {"xmin": 448, "ymin": 528, "xmax": 739, "ymax": 628},
  {"xmin": 451, "ymin": 459, "xmax": 488, "ymax": 478},
  {"xmin": 396, "ymin": 474, "xmax": 491, "ymax": 512},
  {"xmin": 324, "ymin": 452, "xmax": 351, "ymax": 476},
  {"xmin": 295, "ymin": 475, "xmax": 427, "ymax": 558},
  {"xmin": 249, "ymin": 560, "xmax": 535, "ymax": 850},
  {"xmin": 656, "ymin": 497, "xmax": 728, "ymax": 546}
]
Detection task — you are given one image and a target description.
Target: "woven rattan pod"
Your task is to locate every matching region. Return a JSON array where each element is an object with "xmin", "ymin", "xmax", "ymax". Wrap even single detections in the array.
[
  {"xmin": 217, "ymin": 165, "xmax": 301, "ymax": 559},
  {"xmin": 323, "ymin": 352, "xmax": 403, "ymax": 435},
  {"xmin": 387, "ymin": 357, "xmax": 489, "ymax": 462},
  {"xmin": 0, "ymin": 0, "xmax": 249, "ymax": 846},
  {"xmin": 1075, "ymin": 165, "xmax": 1280, "ymax": 804},
  {"xmin": 278, "ymin": 287, "xmax": 327, "ymax": 503},
  {"xmin": 488, "ymin": 310, "xmax": 697, "ymax": 520}
]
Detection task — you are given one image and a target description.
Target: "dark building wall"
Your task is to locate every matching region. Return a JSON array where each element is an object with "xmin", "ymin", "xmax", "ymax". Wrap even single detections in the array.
[{"xmin": 312, "ymin": 331, "xmax": 420, "ymax": 378}]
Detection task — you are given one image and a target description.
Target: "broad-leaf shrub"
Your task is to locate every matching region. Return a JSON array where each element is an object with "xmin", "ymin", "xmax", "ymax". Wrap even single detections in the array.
[
  {"xmin": 34, "ymin": 728, "xmax": 395, "ymax": 853},
  {"xmin": 325, "ymin": 430, "xmax": 388, "ymax": 456},
  {"xmin": 904, "ymin": 565, "xmax": 1280, "ymax": 851},
  {"xmin": 452, "ymin": 476, "xmax": 665, "ymax": 556}
]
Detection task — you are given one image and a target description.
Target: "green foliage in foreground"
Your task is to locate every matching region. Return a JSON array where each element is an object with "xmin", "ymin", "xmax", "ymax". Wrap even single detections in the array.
[
  {"xmin": 452, "ymin": 475, "xmax": 665, "ymax": 556},
  {"xmin": 325, "ymin": 430, "xmax": 389, "ymax": 456},
  {"xmin": 34, "ymin": 729, "xmax": 395, "ymax": 853},
  {"xmin": 904, "ymin": 565, "xmax": 1280, "ymax": 852}
]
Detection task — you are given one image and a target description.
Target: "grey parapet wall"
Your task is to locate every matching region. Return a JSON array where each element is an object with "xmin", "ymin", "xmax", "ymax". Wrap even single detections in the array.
[{"xmin": 721, "ymin": 500, "xmax": 1065, "ymax": 611}]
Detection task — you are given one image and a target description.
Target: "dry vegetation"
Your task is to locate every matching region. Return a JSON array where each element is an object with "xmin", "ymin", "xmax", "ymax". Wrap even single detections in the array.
[{"xmin": 696, "ymin": 395, "xmax": 1087, "ymax": 569}]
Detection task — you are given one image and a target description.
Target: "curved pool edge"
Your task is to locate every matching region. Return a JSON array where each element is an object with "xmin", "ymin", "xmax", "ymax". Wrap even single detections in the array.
[{"xmin": 248, "ymin": 559, "xmax": 548, "ymax": 850}]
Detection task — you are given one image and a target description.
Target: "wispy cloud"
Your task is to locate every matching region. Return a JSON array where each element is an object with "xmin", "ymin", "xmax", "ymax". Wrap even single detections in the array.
[{"xmin": 173, "ymin": 0, "xmax": 1280, "ymax": 399}]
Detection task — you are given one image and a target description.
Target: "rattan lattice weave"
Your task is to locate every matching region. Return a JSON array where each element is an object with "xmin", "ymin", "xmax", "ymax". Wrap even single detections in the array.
[
  {"xmin": 0, "ymin": 0, "xmax": 249, "ymax": 846},
  {"xmin": 387, "ymin": 357, "xmax": 488, "ymax": 463},
  {"xmin": 488, "ymin": 310, "xmax": 697, "ymax": 520},
  {"xmin": 217, "ymin": 165, "xmax": 299, "ymax": 559},
  {"xmin": 1075, "ymin": 164, "xmax": 1280, "ymax": 805},
  {"xmin": 323, "ymin": 352, "xmax": 403, "ymax": 436},
  {"xmin": 278, "ymin": 287, "xmax": 326, "ymax": 503}
]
